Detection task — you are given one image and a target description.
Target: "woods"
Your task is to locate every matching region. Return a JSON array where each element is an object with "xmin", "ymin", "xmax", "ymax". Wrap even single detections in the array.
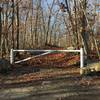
[
  {"xmin": 0, "ymin": 1, "xmax": 100, "ymax": 100},
  {"xmin": 0, "ymin": 0, "xmax": 99, "ymax": 59}
]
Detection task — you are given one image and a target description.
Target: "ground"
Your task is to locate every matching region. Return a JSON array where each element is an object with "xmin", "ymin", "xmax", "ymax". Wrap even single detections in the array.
[
  {"xmin": 0, "ymin": 66, "xmax": 100, "ymax": 100},
  {"xmin": 0, "ymin": 51, "xmax": 100, "ymax": 100}
]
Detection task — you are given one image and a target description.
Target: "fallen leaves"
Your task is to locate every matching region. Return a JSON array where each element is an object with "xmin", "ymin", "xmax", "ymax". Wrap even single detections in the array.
[{"xmin": 28, "ymin": 52, "xmax": 80, "ymax": 68}]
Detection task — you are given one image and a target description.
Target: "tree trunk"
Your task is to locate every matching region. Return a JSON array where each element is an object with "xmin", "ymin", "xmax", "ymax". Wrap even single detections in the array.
[
  {"xmin": 65, "ymin": 0, "xmax": 77, "ymax": 47},
  {"xmin": 81, "ymin": 0, "xmax": 90, "ymax": 55},
  {"xmin": 16, "ymin": 2, "xmax": 19, "ymax": 49},
  {"xmin": 0, "ymin": 7, "xmax": 2, "ymax": 57},
  {"xmin": 11, "ymin": 0, "xmax": 15, "ymax": 49}
]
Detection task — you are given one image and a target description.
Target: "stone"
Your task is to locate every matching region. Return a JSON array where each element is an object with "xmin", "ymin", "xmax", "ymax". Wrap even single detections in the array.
[{"xmin": 0, "ymin": 58, "xmax": 11, "ymax": 74}]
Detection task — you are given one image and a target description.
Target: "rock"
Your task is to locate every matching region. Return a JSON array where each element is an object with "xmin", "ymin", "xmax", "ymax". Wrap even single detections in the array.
[
  {"xmin": 80, "ymin": 62, "xmax": 100, "ymax": 75},
  {"xmin": 33, "ymin": 68, "xmax": 40, "ymax": 72},
  {"xmin": 42, "ymin": 81, "xmax": 51, "ymax": 85},
  {"xmin": 0, "ymin": 58, "xmax": 11, "ymax": 74}
]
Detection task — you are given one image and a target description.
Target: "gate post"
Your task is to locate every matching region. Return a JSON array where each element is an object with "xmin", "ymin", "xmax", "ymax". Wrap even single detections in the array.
[
  {"xmin": 10, "ymin": 49, "xmax": 14, "ymax": 64},
  {"xmin": 80, "ymin": 48, "xmax": 84, "ymax": 68}
]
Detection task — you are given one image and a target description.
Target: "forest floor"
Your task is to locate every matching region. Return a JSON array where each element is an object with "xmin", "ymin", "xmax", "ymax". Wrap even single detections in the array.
[{"xmin": 0, "ymin": 48, "xmax": 100, "ymax": 100}]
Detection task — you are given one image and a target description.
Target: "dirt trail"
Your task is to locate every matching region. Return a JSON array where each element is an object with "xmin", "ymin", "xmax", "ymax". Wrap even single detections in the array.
[{"xmin": 0, "ymin": 67, "xmax": 100, "ymax": 100}]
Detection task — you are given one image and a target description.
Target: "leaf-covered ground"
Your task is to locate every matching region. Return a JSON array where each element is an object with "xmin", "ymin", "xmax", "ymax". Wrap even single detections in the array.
[{"xmin": 0, "ymin": 48, "xmax": 100, "ymax": 100}]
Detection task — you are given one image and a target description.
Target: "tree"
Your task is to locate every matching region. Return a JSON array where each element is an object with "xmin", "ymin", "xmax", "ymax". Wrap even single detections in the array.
[
  {"xmin": 0, "ymin": 7, "xmax": 2, "ymax": 56},
  {"xmin": 16, "ymin": 1, "xmax": 20, "ymax": 49}
]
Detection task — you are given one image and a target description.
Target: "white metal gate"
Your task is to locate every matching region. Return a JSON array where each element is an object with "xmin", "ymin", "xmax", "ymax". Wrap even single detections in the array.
[{"xmin": 10, "ymin": 48, "xmax": 84, "ymax": 68}]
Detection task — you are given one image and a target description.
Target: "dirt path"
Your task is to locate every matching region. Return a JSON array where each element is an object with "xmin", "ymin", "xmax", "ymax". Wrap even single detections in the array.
[{"xmin": 0, "ymin": 67, "xmax": 100, "ymax": 100}]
